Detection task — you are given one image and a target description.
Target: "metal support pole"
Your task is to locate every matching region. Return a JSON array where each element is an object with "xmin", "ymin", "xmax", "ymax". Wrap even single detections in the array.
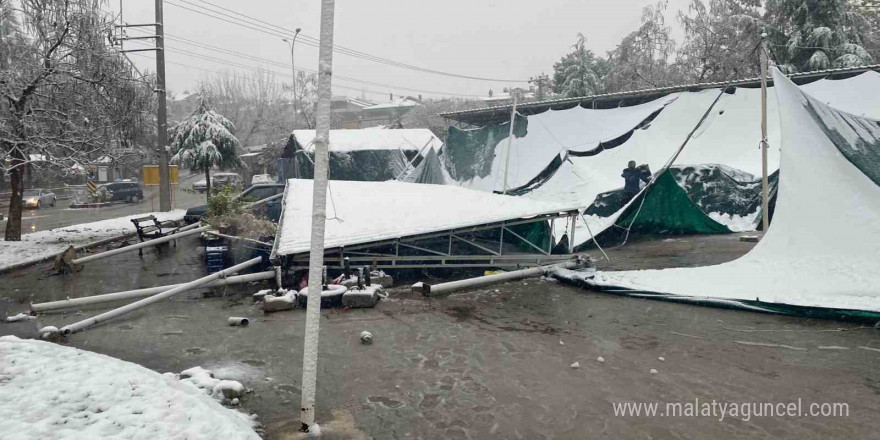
[
  {"xmin": 759, "ymin": 36, "xmax": 770, "ymax": 232},
  {"xmin": 156, "ymin": 0, "xmax": 171, "ymax": 211},
  {"xmin": 300, "ymin": 0, "xmax": 335, "ymax": 433},
  {"xmin": 59, "ymin": 257, "xmax": 262, "ymax": 335},
  {"xmin": 502, "ymin": 91, "xmax": 519, "ymax": 194}
]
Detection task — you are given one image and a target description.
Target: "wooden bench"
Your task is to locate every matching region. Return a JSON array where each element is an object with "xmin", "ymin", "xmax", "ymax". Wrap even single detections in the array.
[{"xmin": 131, "ymin": 215, "xmax": 181, "ymax": 256}]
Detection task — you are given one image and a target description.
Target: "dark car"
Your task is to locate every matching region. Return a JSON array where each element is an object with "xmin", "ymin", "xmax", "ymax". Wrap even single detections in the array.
[
  {"xmin": 184, "ymin": 183, "xmax": 285, "ymax": 224},
  {"xmin": 97, "ymin": 182, "xmax": 144, "ymax": 203}
]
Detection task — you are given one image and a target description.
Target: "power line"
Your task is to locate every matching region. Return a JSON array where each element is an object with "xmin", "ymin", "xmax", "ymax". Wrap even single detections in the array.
[
  {"xmin": 165, "ymin": 0, "xmax": 529, "ymax": 83},
  {"xmin": 124, "ymin": 29, "xmax": 484, "ymax": 97}
]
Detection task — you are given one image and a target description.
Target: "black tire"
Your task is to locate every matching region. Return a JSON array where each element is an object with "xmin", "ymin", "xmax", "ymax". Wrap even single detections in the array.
[
  {"xmin": 50, "ymin": 197, "xmax": 56, "ymax": 207},
  {"xmin": 129, "ymin": 194, "xmax": 138, "ymax": 203}
]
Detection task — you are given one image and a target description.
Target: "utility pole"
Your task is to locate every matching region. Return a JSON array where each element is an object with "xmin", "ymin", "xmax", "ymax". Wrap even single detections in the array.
[
  {"xmin": 502, "ymin": 89, "xmax": 520, "ymax": 194},
  {"xmin": 759, "ymin": 34, "xmax": 769, "ymax": 232},
  {"xmin": 299, "ymin": 0, "xmax": 335, "ymax": 433},
  {"xmin": 155, "ymin": 0, "xmax": 171, "ymax": 211}
]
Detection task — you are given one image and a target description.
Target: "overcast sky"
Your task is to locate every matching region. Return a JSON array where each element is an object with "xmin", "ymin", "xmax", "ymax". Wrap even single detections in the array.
[{"xmin": 111, "ymin": 0, "xmax": 690, "ymax": 101}]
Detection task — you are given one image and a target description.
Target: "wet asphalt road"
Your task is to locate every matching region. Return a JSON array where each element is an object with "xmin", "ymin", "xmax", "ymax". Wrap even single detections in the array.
[
  {"xmin": 1, "ymin": 233, "xmax": 879, "ymax": 439},
  {"xmin": 0, "ymin": 174, "xmax": 204, "ymax": 233}
]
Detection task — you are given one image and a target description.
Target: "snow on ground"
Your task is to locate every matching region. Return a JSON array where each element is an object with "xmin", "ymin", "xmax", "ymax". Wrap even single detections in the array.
[
  {"xmin": 0, "ymin": 210, "xmax": 184, "ymax": 272},
  {"xmin": 707, "ymin": 211, "xmax": 759, "ymax": 232},
  {"xmin": 0, "ymin": 336, "xmax": 260, "ymax": 440}
]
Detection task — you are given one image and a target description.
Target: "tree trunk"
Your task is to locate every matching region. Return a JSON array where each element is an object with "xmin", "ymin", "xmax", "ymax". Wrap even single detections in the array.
[
  {"xmin": 4, "ymin": 160, "xmax": 25, "ymax": 241},
  {"xmin": 205, "ymin": 168, "xmax": 211, "ymax": 203}
]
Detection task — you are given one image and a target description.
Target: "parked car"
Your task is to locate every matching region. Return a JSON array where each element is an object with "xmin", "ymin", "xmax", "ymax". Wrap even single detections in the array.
[
  {"xmin": 192, "ymin": 173, "xmax": 244, "ymax": 193},
  {"xmin": 251, "ymin": 174, "xmax": 275, "ymax": 185},
  {"xmin": 184, "ymin": 183, "xmax": 286, "ymax": 224},
  {"xmin": 96, "ymin": 181, "xmax": 144, "ymax": 203},
  {"xmin": 21, "ymin": 188, "xmax": 56, "ymax": 209}
]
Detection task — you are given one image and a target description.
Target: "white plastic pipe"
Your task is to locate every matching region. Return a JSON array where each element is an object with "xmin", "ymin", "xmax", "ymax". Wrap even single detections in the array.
[
  {"xmin": 31, "ymin": 271, "xmax": 275, "ymax": 312},
  {"xmin": 242, "ymin": 192, "xmax": 283, "ymax": 210},
  {"xmin": 422, "ymin": 260, "xmax": 583, "ymax": 296},
  {"xmin": 59, "ymin": 257, "xmax": 262, "ymax": 335},
  {"xmin": 72, "ymin": 225, "xmax": 209, "ymax": 265}
]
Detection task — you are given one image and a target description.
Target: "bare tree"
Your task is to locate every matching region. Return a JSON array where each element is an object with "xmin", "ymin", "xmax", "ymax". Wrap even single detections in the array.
[
  {"xmin": 1, "ymin": 0, "xmax": 153, "ymax": 240},
  {"xmin": 199, "ymin": 69, "xmax": 291, "ymax": 148}
]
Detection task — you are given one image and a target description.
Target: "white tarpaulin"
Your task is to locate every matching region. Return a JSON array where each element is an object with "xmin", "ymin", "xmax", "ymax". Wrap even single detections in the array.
[
  {"xmin": 798, "ymin": 71, "xmax": 880, "ymax": 120},
  {"xmin": 271, "ymin": 179, "xmax": 579, "ymax": 257},
  {"xmin": 453, "ymin": 95, "xmax": 676, "ymax": 193},
  {"xmin": 574, "ymin": 69, "xmax": 880, "ymax": 313}
]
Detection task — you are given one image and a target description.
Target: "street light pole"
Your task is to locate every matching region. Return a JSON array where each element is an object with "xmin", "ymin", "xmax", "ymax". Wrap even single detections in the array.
[{"xmin": 283, "ymin": 28, "xmax": 301, "ymax": 130}]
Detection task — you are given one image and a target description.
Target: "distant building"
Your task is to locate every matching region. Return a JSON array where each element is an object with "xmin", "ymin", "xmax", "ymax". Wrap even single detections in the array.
[{"xmin": 330, "ymin": 95, "xmax": 422, "ymax": 129}]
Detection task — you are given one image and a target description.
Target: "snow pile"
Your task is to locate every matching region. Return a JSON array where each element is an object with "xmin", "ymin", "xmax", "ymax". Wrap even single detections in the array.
[
  {"xmin": 583, "ymin": 70, "xmax": 880, "ymax": 313},
  {"xmin": 707, "ymin": 211, "xmax": 760, "ymax": 232},
  {"xmin": 4, "ymin": 313, "xmax": 36, "ymax": 323},
  {"xmin": 0, "ymin": 210, "xmax": 185, "ymax": 272},
  {"xmin": 262, "ymin": 289, "xmax": 296, "ymax": 312},
  {"xmin": 176, "ymin": 366, "xmax": 245, "ymax": 402},
  {"xmin": 0, "ymin": 336, "xmax": 259, "ymax": 440}
]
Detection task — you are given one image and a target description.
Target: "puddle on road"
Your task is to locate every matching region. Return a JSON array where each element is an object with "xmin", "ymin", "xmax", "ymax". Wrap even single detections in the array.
[
  {"xmin": 366, "ymin": 395, "xmax": 405, "ymax": 409},
  {"xmin": 185, "ymin": 347, "xmax": 208, "ymax": 355}
]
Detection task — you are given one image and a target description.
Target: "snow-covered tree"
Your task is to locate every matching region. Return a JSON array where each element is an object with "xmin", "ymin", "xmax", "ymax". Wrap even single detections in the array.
[
  {"xmin": 170, "ymin": 98, "xmax": 242, "ymax": 201},
  {"xmin": 677, "ymin": 0, "xmax": 762, "ymax": 82},
  {"xmin": 1, "ymin": 0, "xmax": 154, "ymax": 241},
  {"xmin": 764, "ymin": 0, "xmax": 874, "ymax": 72},
  {"xmin": 605, "ymin": 1, "xmax": 681, "ymax": 92},
  {"xmin": 552, "ymin": 34, "xmax": 608, "ymax": 97}
]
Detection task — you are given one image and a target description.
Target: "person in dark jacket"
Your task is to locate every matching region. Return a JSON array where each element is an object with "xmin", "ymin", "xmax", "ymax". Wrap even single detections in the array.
[{"xmin": 622, "ymin": 160, "xmax": 651, "ymax": 198}]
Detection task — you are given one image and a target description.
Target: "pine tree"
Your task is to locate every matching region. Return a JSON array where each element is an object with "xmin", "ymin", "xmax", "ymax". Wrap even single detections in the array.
[
  {"xmin": 553, "ymin": 34, "xmax": 607, "ymax": 97},
  {"xmin": 170, "ymin": 98, "xmax": 242, "ymax": 201},
  {"xmin": 764, "ymin": 0, "xmax": 874, "ymax": 72}
]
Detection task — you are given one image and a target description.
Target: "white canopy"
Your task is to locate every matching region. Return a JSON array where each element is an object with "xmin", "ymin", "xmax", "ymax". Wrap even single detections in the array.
[
  {"xmin": 584, "ymin": 70, "xmax": 880, "ymax": 313},
  {"xmin": 271, "ymin": 179, "xmax": 579, "ymax": 257}
]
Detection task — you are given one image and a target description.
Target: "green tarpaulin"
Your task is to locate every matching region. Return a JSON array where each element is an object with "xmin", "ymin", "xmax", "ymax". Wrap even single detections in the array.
[{"xmin": 444, "ymin": 114, "xmax": 528, "ymax": 182}]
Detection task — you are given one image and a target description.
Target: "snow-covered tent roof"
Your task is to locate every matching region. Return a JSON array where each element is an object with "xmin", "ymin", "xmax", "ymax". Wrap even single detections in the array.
[
  {"xmin": 579, "ymin": 69, "xmax": 880, "ymax": 314},
  {"xmin": 291, "ymin": 128, "xmax": 442, "ymax": 154},
  {"xmin": 271, "ymin": 179, "xmax": 580, "ymax": 257}
]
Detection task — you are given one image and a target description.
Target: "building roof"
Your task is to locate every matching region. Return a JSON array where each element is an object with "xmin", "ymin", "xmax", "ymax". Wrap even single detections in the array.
[
  {"xmin": 291, "ymin": 128, "xmax": 442, "ymax": 153},
  {"xmin": 440, "ymin": 64, "xmax": 880, "ymax": 126},
  {"xmin": 363, "ymin": 98, "xmax": 420, "ymax": 111}
]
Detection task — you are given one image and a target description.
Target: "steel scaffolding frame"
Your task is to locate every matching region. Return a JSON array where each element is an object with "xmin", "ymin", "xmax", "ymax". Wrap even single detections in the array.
[{"xmin": 277, "ymin": 210, "xmax": 582, "ymax": 271}]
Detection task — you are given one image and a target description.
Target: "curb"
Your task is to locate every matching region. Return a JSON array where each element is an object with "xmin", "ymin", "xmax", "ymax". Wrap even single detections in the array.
[
  {"xmin": 0, "ymin": 218, "xmax": 186, "ymax": 275},
  {"xmin": 0, "ymin": 232, "xmax": 136, "ymax": 275}
]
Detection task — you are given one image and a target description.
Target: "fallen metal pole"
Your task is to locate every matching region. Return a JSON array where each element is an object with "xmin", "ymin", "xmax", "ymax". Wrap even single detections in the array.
[
  {"xmin": 72, "ymin": 225, "xmax": 209, "ymax": 265},
  {"xmin": 204, "ymin": 230, "xmax": 273, "ymax": 248},
  {"xmin": 242, "ymin": 192, "xmax": 283, "ymax": 210},
  {"xmin": 32, "ymin": 271, "xmax": 275, "ymax": 313},
  {"xmin": 421, "ymin": 259, "xmax": 584, "ymax": 296},
  {"xmin": 59, "ymin": 257, "xmax": 263, "ymax": 335}
]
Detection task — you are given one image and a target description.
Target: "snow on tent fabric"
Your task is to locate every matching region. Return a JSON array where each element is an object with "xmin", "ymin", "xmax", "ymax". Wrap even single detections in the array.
[
  {"xmin": 271, "ymin": 179, "xmax": 580, "ymax": 257},
  {"xmin": 575, "ymin": 69, "xmax": 880, "ymax": 316},
  {"xmin": 286, "ymin": 128, "xmax": 442, "ymax": 182},
  {"xmin": 798, "ymin": 71, "xmax": 880, "ymax": 120},
  {"xmin": 402, "ymin": 147, "xmax": 451, "ymax": 185},
  {"xmin": 442, "ymin": 95, "xmax": 676, "ymax": 193}
]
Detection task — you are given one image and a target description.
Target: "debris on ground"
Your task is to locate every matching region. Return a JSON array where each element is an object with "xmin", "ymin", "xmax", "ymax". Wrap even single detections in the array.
[
  {"xmin": 570, "ymin": 361, "xmax": 580, "ymax": 369},
  {"xmin": 559, "ymin": 340, "xmax": 565, "ymax": 346},
  {"xmin": 228, "ymin": 317, "xmax": 250, "ymax": 327},
  {"xmin": 650, "ymin": 368, "xmax": 658, "ymax": 374},
  {"xmin": 360, "ymin": 331, "xmax": 373, "ymax": 344},
  {"xmin": 263, "ymin": 289, "xmax": 296, "ymax": 313},
  {"xmin": 252, "ymin": 289, "xmax": 273, "ymax": 302},
  {"xmin": 658, "ymin": 356, "xmax": 665, "ymax": 361},
  {"xmin": 177, "ymin": 366, "xmax": 247, "ymax": 403},
  {"xmin": 4, "ymin": 313, "xmax": 35, "ymax": 323},
  {"xmin": 342, "ymin": 285, "xmax": 385, "ymax": 308},
  {"xmin": 597, "ymin": 356, "xmax": 605, "ymax": 363},
  {"xmin": 0, "ymin": 336, "xmax": 259, "ymax": 439}
]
